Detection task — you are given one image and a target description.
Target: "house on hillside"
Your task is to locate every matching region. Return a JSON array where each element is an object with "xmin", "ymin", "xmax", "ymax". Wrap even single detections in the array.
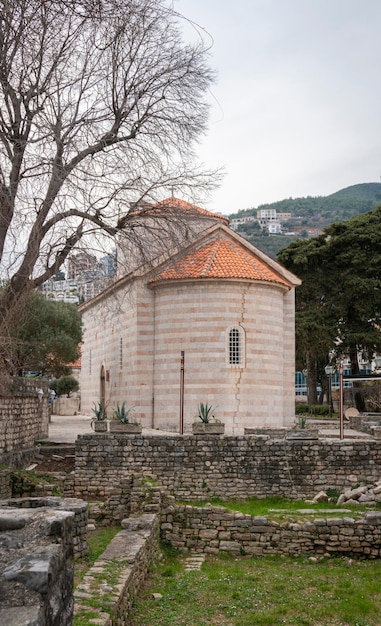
[{"xmin": 79, "ymin": 198, "xmax": 301, "ymax": 435}]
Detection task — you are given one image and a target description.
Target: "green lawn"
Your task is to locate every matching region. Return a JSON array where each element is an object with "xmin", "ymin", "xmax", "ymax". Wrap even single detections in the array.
[
  {"xmin": 128, "ymin": 546, "xmax": 381, "ymax": 626},
  {"xmin": 75, "ymin": 502, "xmax": 381, "ymax": 625},
  {"xmin": 180, "ymin": 496, "xmax": 375, "ymax": 520}
]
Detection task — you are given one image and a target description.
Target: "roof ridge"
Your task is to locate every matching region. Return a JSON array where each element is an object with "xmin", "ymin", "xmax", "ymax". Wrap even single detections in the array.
[
  {"xmin": 200, "ymin": 238, "xmax": 222, "ymax": 277},
  {"xmin": 223, "ymin": 238, "xmax": 292, "ymax": 285},
  {"xmin": 153, "ymin": 196, "xmax": 230, "ymax": 225},
  {"xmin": 147, "ymin": 228, "xmax": 293, "ymax": 288}
]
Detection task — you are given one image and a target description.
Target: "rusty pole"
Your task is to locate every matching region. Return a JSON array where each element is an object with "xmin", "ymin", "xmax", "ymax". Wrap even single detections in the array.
[{"xmin": 180, "ymin": 351, "xmax": 185, "ymax": 434}]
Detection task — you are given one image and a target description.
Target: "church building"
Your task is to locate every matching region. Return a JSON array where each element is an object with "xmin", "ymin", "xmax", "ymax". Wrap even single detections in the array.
[{"xmin": 79, "ymin": 198, "xmax": 301, "ymax": 434}]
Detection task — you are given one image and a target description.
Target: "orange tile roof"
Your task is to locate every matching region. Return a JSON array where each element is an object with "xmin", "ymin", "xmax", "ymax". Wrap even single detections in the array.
[
  {"xmin": 131, "ymin": 196, "xmax": 230, "ymax": 226},
  {"xmin": 68, "ymin": 357, "xmax": 81, "ymax": 368},
  {"xmin": 149, "ymin": 236, "xmax": 291, "ymax": 287}
]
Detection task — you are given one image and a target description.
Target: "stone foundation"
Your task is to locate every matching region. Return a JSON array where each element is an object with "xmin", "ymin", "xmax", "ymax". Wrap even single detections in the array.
[
  {"xmin": 0, "ymin": 497, "xmax": 88, "ymax": 557},
  {"xmin": 160, "ymin": 500, "xmax": 381, "ymax": 558},
  {"xmin": 74, "ymin": 513, "xmax": 160, "ymax": 625},
  {"xmin": 0, "ymin": 505, "xmax": 74, "ymax": 626},
  {"xmin": 75, "ymin": 433, "xmax": 381, "ymax": 501}
]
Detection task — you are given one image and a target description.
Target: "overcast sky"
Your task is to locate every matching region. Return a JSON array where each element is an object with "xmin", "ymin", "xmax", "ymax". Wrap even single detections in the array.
[{"xmin": 177, "ymin": 0, "xmax": 381, "ymax": 215}]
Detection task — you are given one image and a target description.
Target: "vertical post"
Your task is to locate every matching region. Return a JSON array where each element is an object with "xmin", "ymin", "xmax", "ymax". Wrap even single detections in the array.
[
  {"xmin": 328, "ymin": 374, "xmax": 332, "ymax": 417},
  {"xmin": 325, "ymin": 365, "xmax": 334, "ymax": 418},
  {"xmin": 339, "ymin": 360, "xmax": 344, "ymax": 440},
  {"xmin": 180, "ymin": 351, "xmax": 185, "ymax": 434}
]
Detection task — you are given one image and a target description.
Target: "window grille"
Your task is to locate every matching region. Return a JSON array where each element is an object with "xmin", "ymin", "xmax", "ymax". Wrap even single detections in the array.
[
  {"xmin": 227, "ymin": 326, "xmax": 245, "ymax": 367},
  {"xmin": 229, "ymin": 328, "xmax": 240, "ymax": 364}
]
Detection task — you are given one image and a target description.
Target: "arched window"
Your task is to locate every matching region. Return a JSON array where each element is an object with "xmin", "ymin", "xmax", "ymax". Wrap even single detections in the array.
[{"xmin": 227, "ymin": 326, "xmax": 245, "ymax": 367}]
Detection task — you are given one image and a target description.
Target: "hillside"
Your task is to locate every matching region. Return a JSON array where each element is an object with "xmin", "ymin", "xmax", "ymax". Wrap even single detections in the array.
[{"xmin": 230, "ymin": 182, "xmax": 381, "ymax": 258}]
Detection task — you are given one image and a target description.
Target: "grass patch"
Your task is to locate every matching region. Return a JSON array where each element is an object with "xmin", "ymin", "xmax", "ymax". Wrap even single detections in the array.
[
  {"xmin": 74, "ymin": 525, "xmax": 120, "ymax": 586},
  {"xmin": 179, "ymin": 496, "xmax": 377, "ymax": 521},
  {"xmin": 10, "ymin": 468, "xmax": 65, "ymax": 496},
  {"xmin": 129, "ymin": 544, "xmax": 381, "ymax": 625}
]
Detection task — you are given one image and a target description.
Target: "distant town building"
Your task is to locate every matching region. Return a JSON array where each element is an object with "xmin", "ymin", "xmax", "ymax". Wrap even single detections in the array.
[
  {"xmin": 68, "ymin": 253, "xmax": 97, "ymax": 280},
  {"xmin": 40, "ymin": 279, "xmax": 80, "ymax": 304},
  {"xmin": 267, "ymin": 221, "xmax": 282, "ymax": 234},
  {"xmin": 277, "ymin": 212, "xmax": 292, "ymax": 222},
  {"xmin": 230, "ymin": 215, "xmax": 257, "ymax": 231},
  {"xmin": 231, "ymin": 209, "xmax": 291, "ymax": 234},
  {"xmin": 101, "ymin": 252, "xmax": 117, "ymax": 277},
  {"xmin": 257, "ymin": 208, "xmax": 277, "ymax": 223},
  {"xmin": 42, "ymin": 251, "xmax": 117, "ymax": 304}
]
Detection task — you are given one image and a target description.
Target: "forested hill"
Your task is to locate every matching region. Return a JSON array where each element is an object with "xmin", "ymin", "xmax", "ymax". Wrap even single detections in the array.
[
  {"xmin": 229, "ymin": 183, "xmax": 381, "ymax": 226},
  {"xmin": 228, "ymin": 182, "xmax": 381, "ymax": 258}
]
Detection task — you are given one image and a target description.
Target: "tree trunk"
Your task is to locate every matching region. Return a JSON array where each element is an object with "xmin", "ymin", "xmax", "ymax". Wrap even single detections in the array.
[
  {"xmin": 307, "ymin": 353, "xmax": 318, "ymax": 405},
  {"xmin": 348, "ymin": 347, "xmax": 365, "ymax": 411}
]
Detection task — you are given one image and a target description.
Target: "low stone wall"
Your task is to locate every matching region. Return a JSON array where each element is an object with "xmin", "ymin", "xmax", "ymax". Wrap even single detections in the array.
[
  {"xmin": 0, "ymin": 496, "xmax": 88, "ymax": 557},
  {"xmin": 0, "ymin": 445, "xmax": 78, "ymax": 502},
  {"xmin": 75, "ymin": 434, "xmax": 381, "ymax": 502},
  {"xmin": 52, "ymin": 397, "xmax": 80, "ymax": 416},
  {"xmin": 0, "ymin": 504, "xmax": 75, "ymax": 625},
  {"xmin": 0, "ymin": 445, "xmax": 45, "ymax": 471},
  {"xmin": 160, "ymin": 500, "xmax": 381, "ymax": 558},
  {"xmin": 74, "ymin": 513, "xmax": 160, "ymax": 625},
  {"xmin": 0, "ymin": 381, "xmax": 49, "ymax": 453},
  {"xmin": 349, "ymin": 413, "xmax": 381, "ymax": 438}
]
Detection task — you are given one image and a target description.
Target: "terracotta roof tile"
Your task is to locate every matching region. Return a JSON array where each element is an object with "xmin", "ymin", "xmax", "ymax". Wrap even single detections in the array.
[
  {"xmin": 150, "ymin": 236, "xmax": 291, "ymax": 287},
  {"xmin": 131, "ymin": 196, "xmax": 230, "ymax": 225},
  {"xmin": 68, "ymin": 357, "xmax": 81, "ymax": 368}
]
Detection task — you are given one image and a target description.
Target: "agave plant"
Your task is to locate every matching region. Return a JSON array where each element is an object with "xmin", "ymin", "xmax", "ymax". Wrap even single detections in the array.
[
  {"xmin": 197, "ymin": 402, "xmax": 217, "ymax": 424},
  {"xmin": 92, "ymin": 401, "xmax": 107, "ymax": 421},
  {"xmin": 113, "ymin": 401, "xmax": 135, "ymax": 423}
]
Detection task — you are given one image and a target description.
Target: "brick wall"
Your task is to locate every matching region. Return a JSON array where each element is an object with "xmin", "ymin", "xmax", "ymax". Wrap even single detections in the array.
[
  {"xmin": 161, "ymin": 499, "xmax": 381, "ymax": 558},
  {"xmin": 74, "ymin": 434, "xmax": 381, "ymax": 502},
  {"xmin": 0, "ymin": 381, "xmax": 49, "ymax": 453}
]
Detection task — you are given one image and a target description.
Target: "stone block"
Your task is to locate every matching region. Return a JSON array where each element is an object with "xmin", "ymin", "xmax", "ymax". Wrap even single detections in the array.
[{"xmin": 219, "ymin": 540, "xmax": 241, "ymax": 553}]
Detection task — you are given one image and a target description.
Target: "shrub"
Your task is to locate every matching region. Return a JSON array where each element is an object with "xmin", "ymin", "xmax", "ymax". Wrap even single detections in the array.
[
  {"xmin": 309, "ymin": 404, "xmax": 329, "ymax": 416},
  {"xmin": 50, "ymin": 375, "xmax": 79, "ymax": 397},
  {"xmin": 295, "ymin": 403, "xmax": 308, "ymax": 414},
  {"xmin": 295, "ymin": 403, "xmax": 330, "ymax": 416}
]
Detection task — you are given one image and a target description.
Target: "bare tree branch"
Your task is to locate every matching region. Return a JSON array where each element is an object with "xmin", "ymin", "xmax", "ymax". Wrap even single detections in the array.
[{"xmin": 0, "ymin": 0, "xmax": 222, "ymax": 318}]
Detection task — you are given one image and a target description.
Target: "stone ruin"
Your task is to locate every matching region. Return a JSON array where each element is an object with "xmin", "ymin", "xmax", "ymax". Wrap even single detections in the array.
[{"xmin": 0, "ymin": 497, "xmax": 88, "ymax": 626}]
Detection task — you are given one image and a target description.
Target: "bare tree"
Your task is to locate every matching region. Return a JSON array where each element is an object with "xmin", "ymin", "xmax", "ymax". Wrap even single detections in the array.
[{"xmin": 0, "ymin": 0, "xmax": 220, "ymax": 320}]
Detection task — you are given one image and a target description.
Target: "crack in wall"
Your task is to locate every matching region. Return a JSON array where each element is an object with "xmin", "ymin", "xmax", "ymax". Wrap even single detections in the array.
[{"xmin": 232, "ymin": 286, "xmax": 249, "ymax": 425}]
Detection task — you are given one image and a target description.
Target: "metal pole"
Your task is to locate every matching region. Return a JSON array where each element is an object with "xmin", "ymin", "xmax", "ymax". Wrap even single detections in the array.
[
  {"xmin": 328, "ymin": 375, "xmax": 332, "ymax": 418},
  {"xmin": 180, "ymin": 351, "xmax": 185, "ymax": 434},
  {"xmin": 339, "ymin": 360, "xmax": 344, "ymax": 440}
]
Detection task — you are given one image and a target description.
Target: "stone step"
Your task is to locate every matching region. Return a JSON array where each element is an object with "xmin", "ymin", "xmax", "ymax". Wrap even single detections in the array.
[{"xmin": 183, "ymin": 553, "xmax": 205, "ymax": 571}]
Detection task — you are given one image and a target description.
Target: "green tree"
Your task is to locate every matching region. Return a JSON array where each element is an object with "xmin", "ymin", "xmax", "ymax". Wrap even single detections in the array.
[
  {"xmin": 278, "ymin": 235, "xmax": 337, "ymax": 404},
  {"xmin": 3, "ymin": 291, "xmax": 82, "ymax": 377},
  {"xmin": 50, "ymin": 375, "xmax": 79, "ymax": 397},
  {"xmin": 278, "ymin": 207, "xmax": 381, "ymax": 406}
]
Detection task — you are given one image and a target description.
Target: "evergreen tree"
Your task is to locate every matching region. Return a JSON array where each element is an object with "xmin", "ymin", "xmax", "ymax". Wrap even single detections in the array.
[
  {"xmin": 278, "ymin": 207, "xmax": 381, "ymax": 406},
  {"xmin": 1, "ymin": 291, "xmax": 82, "ymax": 377}
]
